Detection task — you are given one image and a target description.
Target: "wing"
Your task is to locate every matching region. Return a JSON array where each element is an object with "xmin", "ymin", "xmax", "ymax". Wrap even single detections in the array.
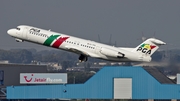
[{"xmin": 65, "ymin": 46, "xmax": 89, "ymax": 56}]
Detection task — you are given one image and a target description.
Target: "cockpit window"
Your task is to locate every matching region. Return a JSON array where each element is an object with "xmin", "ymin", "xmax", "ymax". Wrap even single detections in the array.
[{"xmin": 16, "ymin": 27, "xmax": 20, "ymax": 30}]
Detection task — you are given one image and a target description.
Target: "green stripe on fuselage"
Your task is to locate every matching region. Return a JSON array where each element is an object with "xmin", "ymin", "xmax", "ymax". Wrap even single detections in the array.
[{"xmin": 43, "ymin": 35, "xmax": 60, "ymax": 46}]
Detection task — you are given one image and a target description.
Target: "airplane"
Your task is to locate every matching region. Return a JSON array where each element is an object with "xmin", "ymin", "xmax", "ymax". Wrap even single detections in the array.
[{"xmin": 7, "ymin": 25, "xmax": 166, "ymax": 62}]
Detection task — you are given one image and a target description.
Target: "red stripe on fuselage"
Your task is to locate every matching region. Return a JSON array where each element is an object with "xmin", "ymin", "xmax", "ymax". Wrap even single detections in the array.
[{"xmin": 52, "ymin": 37, "xmax": 69, "ymax": 48}]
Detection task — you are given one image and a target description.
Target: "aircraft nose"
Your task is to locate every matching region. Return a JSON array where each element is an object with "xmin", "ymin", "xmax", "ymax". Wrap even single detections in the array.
[{"xmin": 7, "ymin": 29, "xmax": 16, "ymax": 36}]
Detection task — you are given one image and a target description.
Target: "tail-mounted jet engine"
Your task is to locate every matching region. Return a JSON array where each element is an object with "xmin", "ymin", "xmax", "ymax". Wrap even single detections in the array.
[{"xmin": 100, "ymin": 48, "xmax": 125, "ymax": 58}]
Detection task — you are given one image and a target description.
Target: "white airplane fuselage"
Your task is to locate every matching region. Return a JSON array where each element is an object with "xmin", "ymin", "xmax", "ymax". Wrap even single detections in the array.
[{"xmin": 7, "ymin": 25, "xmax": 166, "ymax": 62}]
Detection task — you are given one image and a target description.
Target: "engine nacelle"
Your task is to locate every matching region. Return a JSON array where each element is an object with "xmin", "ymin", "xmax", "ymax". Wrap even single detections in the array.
[
  {"xmin": 100, "ymin": 48, "xmax": 124, "ymax": 58},
  {"xmin": 15, "ymin": 38, "xmax": 23, "ymax": 42}
]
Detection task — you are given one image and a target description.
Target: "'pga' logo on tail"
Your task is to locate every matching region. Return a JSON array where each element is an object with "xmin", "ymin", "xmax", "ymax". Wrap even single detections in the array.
[{"xmin": 137, "ymin": 44, "xmax": 156, "ymax": 54}]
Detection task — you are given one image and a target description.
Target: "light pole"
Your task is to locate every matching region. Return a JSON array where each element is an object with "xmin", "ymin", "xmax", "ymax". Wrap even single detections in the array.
[{"xmin": 73, "ymin": 76, "xmax": 75, "ymax": 84}]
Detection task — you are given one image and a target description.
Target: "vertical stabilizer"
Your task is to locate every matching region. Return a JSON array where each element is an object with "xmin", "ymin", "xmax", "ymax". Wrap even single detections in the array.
[{"xmin": 132, "ymin": 38, "xmax": 166, "ymax": 56}]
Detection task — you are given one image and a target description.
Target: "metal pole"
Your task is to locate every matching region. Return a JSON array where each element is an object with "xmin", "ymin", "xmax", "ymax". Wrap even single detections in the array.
[{"xmin": 74, "ymin": 76, "xmax": 75, "ymax": 84}]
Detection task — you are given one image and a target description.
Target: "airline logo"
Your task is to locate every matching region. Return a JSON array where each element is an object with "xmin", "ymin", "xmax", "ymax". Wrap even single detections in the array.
[
  {"xmin": 20, "ymin": 73, "xmax": 67, "ymax": 84},
  {"xmin": 43, "ymin": 35, "xmax": 69, "ymax": 48},
  {"xmin": 24, "ymin": 74, "xmax": 33, "ymax": 82},
  {"xmin": 29, "ymin": 28, "xmax": 48, "ymax": 38},
  {"xmin": 137, "ymin": 44, "xmax": 156, "ymax": 54}
]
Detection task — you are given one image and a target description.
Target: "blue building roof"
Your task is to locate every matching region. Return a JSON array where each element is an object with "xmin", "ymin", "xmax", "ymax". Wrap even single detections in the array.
[{"xmin": 7, "ymin": 66, "xmax": 180, "ymax": 99}]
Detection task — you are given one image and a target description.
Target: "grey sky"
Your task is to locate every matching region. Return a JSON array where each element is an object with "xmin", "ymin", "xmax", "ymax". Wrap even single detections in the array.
[{"xmin": 1, "ymin": 0, "xmax": 180, "ymax": 50}]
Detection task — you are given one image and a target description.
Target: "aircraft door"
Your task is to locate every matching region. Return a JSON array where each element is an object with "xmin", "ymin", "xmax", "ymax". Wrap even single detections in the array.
[{"xmin": 22, "ymin": 27, "xmax": 27, "ymax": 39}]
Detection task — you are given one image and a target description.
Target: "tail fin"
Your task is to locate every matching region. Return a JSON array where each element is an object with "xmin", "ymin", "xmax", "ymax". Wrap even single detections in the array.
[{"xmin": 132, "ymin": 38, "xmax": 166, "ymax": 56}]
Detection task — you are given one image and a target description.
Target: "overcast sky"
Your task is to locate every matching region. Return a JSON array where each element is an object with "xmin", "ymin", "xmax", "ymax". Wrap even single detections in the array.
[{"xmin": 1, "ymin": 0, "xmax": 180, "ymax": 50}]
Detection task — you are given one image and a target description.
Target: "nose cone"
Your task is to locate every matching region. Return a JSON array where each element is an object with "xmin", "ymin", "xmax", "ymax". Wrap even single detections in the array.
[{"xmin": 7, "ymin": 29, "xmax": 16, "ymax": 36}]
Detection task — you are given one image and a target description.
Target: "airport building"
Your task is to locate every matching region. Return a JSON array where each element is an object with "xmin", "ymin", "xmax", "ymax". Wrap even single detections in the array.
[
  {"xmin": 0, "ymin": 64, "xmax": 48, "ymax": 99},
  {"xmin": 4, "ymin": 65, "xmax": 180, "ymax": 100}
]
